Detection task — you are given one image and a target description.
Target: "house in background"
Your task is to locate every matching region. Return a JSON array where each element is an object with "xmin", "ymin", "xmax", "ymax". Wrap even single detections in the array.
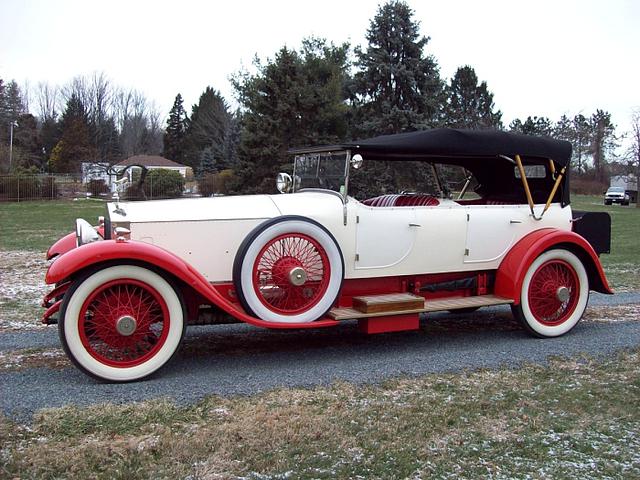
[
  {"xmin": 114, "ymin": 155, "xmax": 192, "ymax": 179},
  {"xmin": 81, "ymin": 162, "xmax": 111, "ymax": 184}
]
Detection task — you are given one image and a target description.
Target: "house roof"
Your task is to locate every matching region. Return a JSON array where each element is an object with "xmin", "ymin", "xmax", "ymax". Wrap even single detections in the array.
[{"xmin": 115, "ymin": 155, "xmax": 188, "ymax": 168}]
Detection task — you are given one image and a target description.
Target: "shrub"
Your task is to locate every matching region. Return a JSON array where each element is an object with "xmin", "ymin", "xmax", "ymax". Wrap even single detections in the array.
[
  {"xmin": 40, "ymin": 176, "xmax": 59, "ymax": 199},
  {"xmin": 87, "ymin": 179, "xmax": 109, "ymax": 197},
  {"xmin": 197, "ymin": 173, "xmax": 216, "ymax": 197},
  {"xmin": 144, "ymin": 169, "xmax": 185, "ymax": 199},
  {"xmin": 0, "ymin": 173, "xmax": 42, "ymax": 201},
  {"xmin": 196, "ymin": 169, "xmax": 237, "ymax": 197}
]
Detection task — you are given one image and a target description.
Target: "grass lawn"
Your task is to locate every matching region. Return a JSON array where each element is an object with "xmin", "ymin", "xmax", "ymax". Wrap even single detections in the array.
[
  {"xmin": 2, "ymin": 350, "xmax": 639, "ymax": 479},
  {"xmin": 0, "ymin": 199, "xmax": 106, "ymax": 251}
]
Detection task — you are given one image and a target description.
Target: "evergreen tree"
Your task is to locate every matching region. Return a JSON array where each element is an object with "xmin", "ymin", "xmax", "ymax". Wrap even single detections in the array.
[
  {"xmin": 351, "ymin": 1, "xmax": 444, "ymax": 136},
  {"xmin": 49, "ymin": 94, "xmax": 96, "ymax": 173},
  {"xmin": 233, "ymin": 39, "xmax": 350, "ymax": 193},
  {"xmin": 13, "ymin": 113, "xmax": 41, "ymax": 169},
  {"xmin": 163, "ymin": 93, "xmax": 188, "ymax": 163},
  {"xmin": 509, "ymin": 116, "xmax": 553, "ymax": 136},
  {"xmin": 199, "ymin": 146, "xmax": 216, "ymax": 174},
  {"xmin": 222, "ymin": 110, "xmax": 242, "ymax": 169},
  {"xmin": 183, "ymin": 88, "xmax": 230, "ymax": 171},
  {"xmin": 0, "ymin": 79, "xmax": 25, "ymax": 146},
  {"xmin": 589, "ymin": 109, "xmax": 616, "ymax": 182},
  {"xmin": 445, "ymin": 66, "xmax": 502, "ymax": 129},
  {"xmin": 572, "ymin": 114, "xmax": 591, "ymax": 174}
]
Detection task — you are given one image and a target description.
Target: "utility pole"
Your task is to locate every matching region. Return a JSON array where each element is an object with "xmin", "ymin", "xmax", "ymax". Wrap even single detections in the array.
[{"xmin": 9, "ymin": 121, "xmax": 19, "ymax": 171}]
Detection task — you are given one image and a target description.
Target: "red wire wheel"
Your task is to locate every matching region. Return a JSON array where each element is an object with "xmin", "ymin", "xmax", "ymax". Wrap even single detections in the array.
[
  {"xmin": 78, "ymin": 279, "xmax": 170, "ymax": 368},
  {"xmin": 527, "ymin": 259, "xmax": 579, "ymax": 326},
  {"xmin": 252, "ymin": 233, "xmax": 331, "ymax": 315}
]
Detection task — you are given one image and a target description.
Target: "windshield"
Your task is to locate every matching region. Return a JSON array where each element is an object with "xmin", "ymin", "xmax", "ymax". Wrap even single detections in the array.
[
  {"xmin": 293, "ymin": 151, "xmax": 348, "ymax": 194},
  {"xmin": 607, "ymin": 187, "xmax": 624, "ymax": 193}
]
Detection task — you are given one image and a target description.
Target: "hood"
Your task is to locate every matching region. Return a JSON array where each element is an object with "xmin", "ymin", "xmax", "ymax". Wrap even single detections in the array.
[{"xmin": 108, "ymin": 195, "xmax": 282, "ymax": 223}]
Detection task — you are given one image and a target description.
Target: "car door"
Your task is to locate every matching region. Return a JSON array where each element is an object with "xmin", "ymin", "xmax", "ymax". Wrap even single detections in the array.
[
  {"xmin": 354, "ymin": 205, "xmax": 417, "ymax": 270},
  {"xmin": 463, "ymin": 205, "xmax": 528, "ymax": 264}
]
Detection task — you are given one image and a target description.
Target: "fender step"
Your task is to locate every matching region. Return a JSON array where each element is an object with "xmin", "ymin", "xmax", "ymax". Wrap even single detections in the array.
[{"xmin": 329, "ymin": 294, "xmax": 513, "ymax": 321}]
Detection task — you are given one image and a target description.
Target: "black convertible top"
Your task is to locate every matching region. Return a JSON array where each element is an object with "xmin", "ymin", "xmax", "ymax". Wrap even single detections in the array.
[{"xmin": 292, "ymin": 128, "xmax": 572, "ymax": 167}]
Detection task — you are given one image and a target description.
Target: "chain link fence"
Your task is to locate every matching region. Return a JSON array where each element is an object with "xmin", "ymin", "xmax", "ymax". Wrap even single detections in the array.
[{"xmin": 0, "ymin": 174, "xmax": 198, "ymax": 202}]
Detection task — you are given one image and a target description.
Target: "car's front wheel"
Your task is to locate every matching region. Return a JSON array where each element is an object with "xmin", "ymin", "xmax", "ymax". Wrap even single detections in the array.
[
  {"xmin": 511, "ymin": 249, "xmax": 589, "ymax": 338},
  {"xmin": 59, "ymin": 265, "xmax": 185, "ymax": 382},
  {"xmin": 233, "ymin": 217, "xmax": 344, "ymax": 323}
]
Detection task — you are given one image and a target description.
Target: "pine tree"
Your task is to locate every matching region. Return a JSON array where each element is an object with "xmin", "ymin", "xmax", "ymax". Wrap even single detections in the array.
[
  {"xmin": 49, "ymin": 94, "xmax": 96, "ymax": 173},
  {"xmin": 589, "ymin": 110, "xmax": 616, "ymax": 182},
  {"xmin": 509, "ymin": 116, "xmax": 553, "ymax": 136},
  {"xmin": 232, "ymin": 39, "xmax": 350, "ymax": 193},
  {"xmin": 163, "ymin": 93, "xmax": 188, "ymax": 163},
  {"xmin": 351, "ymin": 1, "xmax": 444, "ymax": 136},
  {"xmin": 183, "ymin": 88, "xmax": 230, "ymax": 171},
  {"xmin": 222, "ymin": 110, "xmax": 242, "ymax": 169},
  {"xmin": 445, "ymin": 66, "xmax": 502, "ymax": 129},
  {"xmin": 199, "ymin": 146, "xmax": 216, "ymax": 174}
]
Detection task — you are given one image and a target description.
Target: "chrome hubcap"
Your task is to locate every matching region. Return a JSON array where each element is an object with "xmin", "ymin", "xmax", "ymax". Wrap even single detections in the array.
[
  {"xmin": 116, "ymin": 315, "xmax": 137, "ymax": 336},
  {"xmin": 288, "ymin": 267, "xmax": 307, "ymax": 286},
  {"xmin": 556, "ymin": 286, "xmax": 570, "ymax": 302}
]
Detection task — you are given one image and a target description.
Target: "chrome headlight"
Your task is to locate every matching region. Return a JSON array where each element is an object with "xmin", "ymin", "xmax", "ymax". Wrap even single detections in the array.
[{"xmin": 75, "ymin": 218, "xmax": 101, "ymax": 247}]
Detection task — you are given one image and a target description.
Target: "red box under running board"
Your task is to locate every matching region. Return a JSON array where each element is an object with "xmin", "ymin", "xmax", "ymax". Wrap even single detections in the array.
[{"xmin": 358, "ymin": 313, "xmax": 420, "ymax": 334}]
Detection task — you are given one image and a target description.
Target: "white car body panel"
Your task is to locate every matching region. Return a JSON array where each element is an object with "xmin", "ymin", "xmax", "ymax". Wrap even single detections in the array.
[{"xmin": 107, "ymin": 192, "xmax": 573, "ymax": 282}]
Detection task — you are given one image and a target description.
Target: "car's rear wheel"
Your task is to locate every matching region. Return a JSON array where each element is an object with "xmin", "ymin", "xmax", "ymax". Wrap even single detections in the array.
[
  {"xmin": 234, "ymin": 217, "xmax": 344, "ymax": 323},
  {"xmin": 511, "ymin": 249, "xmax": 589, "ymax": 338},
  {"xmin": 59, "ymin": 265, "xmax": 185, "ymax": 382}
]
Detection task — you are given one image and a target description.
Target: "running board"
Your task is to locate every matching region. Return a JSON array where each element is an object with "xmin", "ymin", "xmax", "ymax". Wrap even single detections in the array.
[{"xmin": 329, "ymin": 294, "xmax": 513, "ymax": 321}]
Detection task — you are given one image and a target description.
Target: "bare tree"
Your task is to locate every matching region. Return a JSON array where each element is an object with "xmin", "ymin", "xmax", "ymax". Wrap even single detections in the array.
[
  {"xmin": 630, "ymin": 109, "xmax": 640, "ymax": 207},
  {"xmin": 34, "ymin": 82, "xmax": 60, "ymax": 121}
]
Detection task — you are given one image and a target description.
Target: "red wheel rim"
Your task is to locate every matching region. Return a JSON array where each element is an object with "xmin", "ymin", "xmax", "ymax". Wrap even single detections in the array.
[
  {"xmin": 78, "ymin": 279, "xmax": 170, "ymax": 368},
  {"xmin": 528, "ymin": 259, "xmax": 579, "ymax": 326},
  {"xmin": 253, "ymin": 233, "xmax": 331, "ymax": 315}
]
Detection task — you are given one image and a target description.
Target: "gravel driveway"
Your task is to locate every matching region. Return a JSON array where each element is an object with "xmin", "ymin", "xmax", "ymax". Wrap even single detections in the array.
[{"xmin": 2, "ymin": 292, "xmax": 639, "ymax": 422}]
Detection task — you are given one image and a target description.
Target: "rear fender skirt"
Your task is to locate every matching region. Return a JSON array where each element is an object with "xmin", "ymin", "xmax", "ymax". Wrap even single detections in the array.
[
  {"xmin": 495, "ymin": 228, "xmax": 613, "ymax": 304},
  {"xmin": 45, "ymin": 239, "xmax": 338, "ymax": 330}
]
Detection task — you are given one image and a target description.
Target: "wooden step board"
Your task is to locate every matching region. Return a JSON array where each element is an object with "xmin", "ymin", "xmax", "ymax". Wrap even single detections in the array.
[
  {"xmin": 352, "ymin": 293, "xmax": 424, "ymax": 314},
  {"xmin": 329, "ymin": 294, "xmax": 513, "ymax": 321}
]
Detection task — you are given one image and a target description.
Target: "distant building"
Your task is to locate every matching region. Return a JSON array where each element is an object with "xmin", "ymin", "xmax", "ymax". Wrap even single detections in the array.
[
  {"xmin": 114, "ymin": 155, "xmax": 191, "ymax": 178},
  {"xmin": 81, "ymin": 162, "xmax": 111, "ymax": 184}
]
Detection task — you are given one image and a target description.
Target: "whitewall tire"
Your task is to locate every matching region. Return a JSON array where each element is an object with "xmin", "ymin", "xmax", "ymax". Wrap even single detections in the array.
[
  {"xmin": 59, "ymin": 265, "xmax": 185, "ymax": 382},
  {"xmin": 233, "ymin": 217, "xmax": 344, "ymax": 323},
  {"xmin": 511, "ymin": 249, "xmax": 589, "ymax": 338}
]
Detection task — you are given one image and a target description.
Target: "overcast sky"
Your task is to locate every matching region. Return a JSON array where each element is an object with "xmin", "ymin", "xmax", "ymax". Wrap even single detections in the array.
[{"xmin": 1, "ymin": 0, "xmax": 638, "ymax": 149}]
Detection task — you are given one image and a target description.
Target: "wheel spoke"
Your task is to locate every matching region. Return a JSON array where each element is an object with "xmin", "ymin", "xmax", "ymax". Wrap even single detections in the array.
[
  {"xmin": 253, "ymin": 233, "xmax": 330, "ymax": 315},
  {"xmin": 528, "ymin": 259, "xmax": 579, "ymax": 326},
  {"xmin": 78, "ymin": 279, "xmax": 170, "ymax": 367}
]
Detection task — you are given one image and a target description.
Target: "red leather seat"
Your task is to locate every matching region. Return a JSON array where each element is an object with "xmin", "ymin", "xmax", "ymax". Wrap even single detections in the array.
[{"xmin": 363, "ymin": 194, "xmax": 440, "ymax": 207}]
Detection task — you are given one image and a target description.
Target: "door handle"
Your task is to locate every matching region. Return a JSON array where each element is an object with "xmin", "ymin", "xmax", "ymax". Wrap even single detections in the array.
[
  {"xmin": 409, "ymin": 223, "xmax": 421, "ymax": 227},
  {"xmin": 510, "ymin": 220, "xmax": 522, "ymax": 224}
]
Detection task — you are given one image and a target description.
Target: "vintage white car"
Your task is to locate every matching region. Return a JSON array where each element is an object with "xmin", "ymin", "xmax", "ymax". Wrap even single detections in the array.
[{"xmin": 42, "ymin": 129, "xmax": 612, "ymax": 382}]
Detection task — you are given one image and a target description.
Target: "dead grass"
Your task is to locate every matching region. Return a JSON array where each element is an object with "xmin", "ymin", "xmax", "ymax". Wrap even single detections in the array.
[
  {"xmin": 2, "ymin": 350, "xmax": 640, "ymax": 479},
  {"xmin": 0, "ymin": 250, "xmax": 49, "ymax": 331}
]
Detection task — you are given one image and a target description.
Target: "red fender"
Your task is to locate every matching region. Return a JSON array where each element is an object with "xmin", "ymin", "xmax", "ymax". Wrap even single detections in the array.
[
  {"xmin": 46, "ymin": 226, "xmax": 105, "ymax": 260},
  {"xmin": 45, "ymin": 239, "xmax": 338, "ymax": 330},
  {"xmin": 46, "ymin": 232, "xmax": 76, "ymax": 260},
  {"xmin": 495, "ymin": 228, "xmax": 613, "ymax": 304}
]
